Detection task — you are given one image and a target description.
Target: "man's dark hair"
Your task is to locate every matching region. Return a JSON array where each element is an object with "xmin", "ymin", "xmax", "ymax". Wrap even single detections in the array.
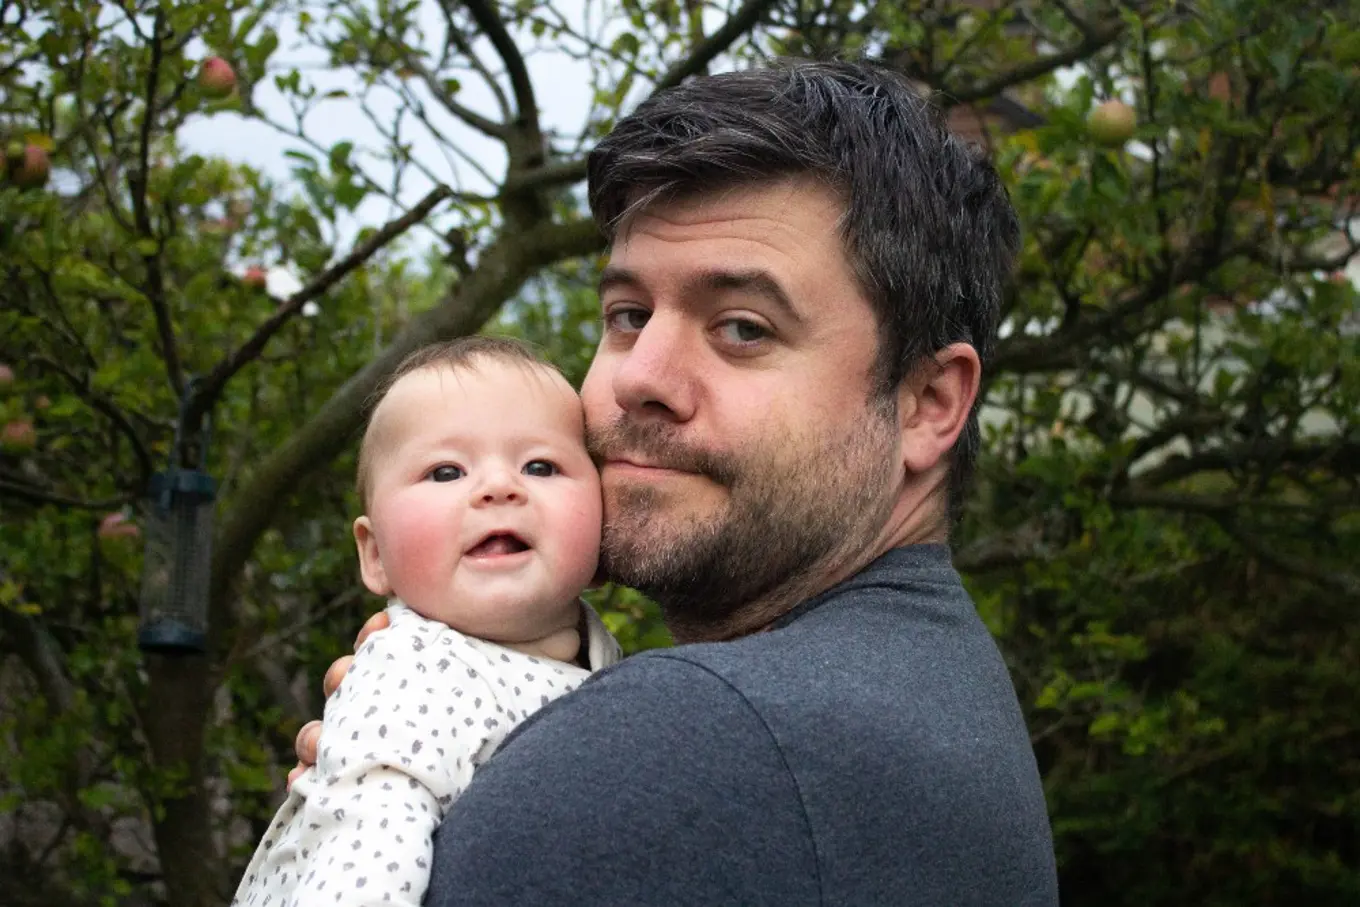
[{"xmin": 586, "ymin": 59, "xmax": 1020, "ymax": 522}]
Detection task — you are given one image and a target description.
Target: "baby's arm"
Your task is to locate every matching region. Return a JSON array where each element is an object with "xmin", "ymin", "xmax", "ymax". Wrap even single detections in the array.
[{"xmin": 287, "ymin": 623, "xmax": 497, "ymax": 907}]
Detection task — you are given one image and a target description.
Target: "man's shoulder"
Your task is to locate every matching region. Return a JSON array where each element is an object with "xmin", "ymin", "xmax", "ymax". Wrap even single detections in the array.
[{"xmin": 520, "ymin": 646, "xmax": 770, "ymax": 738}]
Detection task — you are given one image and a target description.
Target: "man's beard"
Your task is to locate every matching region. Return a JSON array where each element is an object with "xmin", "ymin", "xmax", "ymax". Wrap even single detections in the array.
[{"xmin": 587, "ymin": 404, "xmax": 899, "ymax": 638}]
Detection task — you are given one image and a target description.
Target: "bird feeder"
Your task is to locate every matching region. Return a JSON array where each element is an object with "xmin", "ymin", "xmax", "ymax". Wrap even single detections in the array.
[
  {"xmin": 137, "ymin": 378, "xmax": 217, "ymax": 655},
  {"xmin": 136, "ymin": 467, "xmax": 217, "ymax": 653}
]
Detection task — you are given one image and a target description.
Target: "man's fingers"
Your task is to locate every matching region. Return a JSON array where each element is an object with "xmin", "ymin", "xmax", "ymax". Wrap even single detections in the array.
[
  {"xmin": 323, "ymin": 656, "xmax": 354, "ymax": 699},
  {"xmin": 355, "ymin": 609, "xmax": 391, "ymax": 650},
  {"xmin": 286, "ymin": 763, "xmax": 308, "ymax": 790},
  {"xmin": 294, "ymin": 719, "xmax": 321, "ymax": 767}
]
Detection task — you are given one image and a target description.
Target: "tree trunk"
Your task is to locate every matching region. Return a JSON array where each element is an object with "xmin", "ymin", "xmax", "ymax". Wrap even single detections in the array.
[{"xmin": 143, "ymin": 653, "xmax": 223, "ymax": 907}]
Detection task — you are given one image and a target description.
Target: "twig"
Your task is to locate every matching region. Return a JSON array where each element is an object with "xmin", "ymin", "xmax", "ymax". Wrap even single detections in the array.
[
  {"xmin": 186, "ymin": 185, "xmax": 456, "ymax": 426},
  {"xmin": 397, "ymin": 52, "xmax": 510, "ymax": 140},
  {"xmin": 437, "ymin": 0, "xmax": 513, "ymax": 120},
  {"xmin": 654, "ymin": 0, "xmax": 779, "ymax": 93},
  {"xmin": 0, "ymin": 478, "xmax": 129, "ymax": 511},
  {"xmin": 939, "ymin": 20, "xmax": 1125, "ymax": 105},
  {"xmin": 131, "ymin": 9, "xmax": 183, "ymax": 397},
  {"xmin": 29, "ymin": 354, "xmax": 156, "ymax": 480}
]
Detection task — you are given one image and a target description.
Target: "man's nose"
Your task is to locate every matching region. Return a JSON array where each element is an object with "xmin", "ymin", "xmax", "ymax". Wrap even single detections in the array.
[{"xmin": 610, "ymin": 314, "xmax": 697, "ymax": 422}]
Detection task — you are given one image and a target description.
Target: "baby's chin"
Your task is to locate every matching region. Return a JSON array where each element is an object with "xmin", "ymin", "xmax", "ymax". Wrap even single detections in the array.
[{"xmin": 403, "ymin": 590, "xmax": 582, "ymax": 646}]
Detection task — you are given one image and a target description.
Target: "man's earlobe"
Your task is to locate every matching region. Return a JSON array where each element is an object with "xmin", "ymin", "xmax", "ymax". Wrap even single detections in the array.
[
  {"xmin": 898, "ymin": 342, "xmax": 981, "ymax": 475},
  {"xmin": 353, "ymin": 516, "xmax": 392, "ymax": 597}
]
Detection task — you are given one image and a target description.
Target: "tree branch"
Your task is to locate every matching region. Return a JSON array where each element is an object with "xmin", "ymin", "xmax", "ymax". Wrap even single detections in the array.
[
  {"xmin": 0, "ymin": 477, "xmax": 128, "ymax": 511},
  {"xmin": 29, "ymin": 354, "xmax": 156, "ymax": 481},
  {"xmin": 0, "ymin": 608, "xmax": 108, "ymax": 840},
  {"xmin": 1136, "ymin": 438, "xmax": 1359, "ymax": 488},
  {"xmin": 941, "ymin": 19, "xmax": 1125, "ymax": 105},
  {"xmin": 437, "ymin": 0, "xmax": 512, "ymax": 120},
  {"xmin": 654, "ymin": 0, "xmax": 780, "ymax": 93},
  {"xmin": 1120, "ymin": 411, "xmax": 1229, "ymax": 474},
  {"xmin": 501, "ymin": 155, "xmax": 588, "ymax": 194},
  {"xmin": 130, "ymin": 9, "xmax": 182, "ymax": 398},
  {"xmin": 185, "ymin": 185, "xmax": 455, "ymax": 428},
  {"xmin": 461, "ymin": 0, "xmax": 539, "ymax": 132},
  {"xmin": 1218, "ymin": 521, "xmax": 1360, "ymax": 599},
  {"xmin": 398, "ymin": 52, "xmax": 511, "ymax": 140},
  {"xmin": 955, "ymin": 525, "xmax": 1051, "ymax": 573}
]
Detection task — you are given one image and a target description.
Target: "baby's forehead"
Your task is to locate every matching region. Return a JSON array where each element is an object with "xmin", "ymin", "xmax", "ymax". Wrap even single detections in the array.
[{"xmin": 372, "ymin": 357, "xmax": 582, "ymax": 437}]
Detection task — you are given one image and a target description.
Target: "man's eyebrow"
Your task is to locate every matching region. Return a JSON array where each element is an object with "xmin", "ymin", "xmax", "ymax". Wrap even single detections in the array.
[
  {"xmin": 597, "ymin": 265, "xmax": 641, "ymax": 298},
  {"xmin": 597, "ymin": 266, "xmax": 804, "ymax": 325},
  {"xmin": 687, "ymin": 269, "xmax": 803, "ymax": 324}
]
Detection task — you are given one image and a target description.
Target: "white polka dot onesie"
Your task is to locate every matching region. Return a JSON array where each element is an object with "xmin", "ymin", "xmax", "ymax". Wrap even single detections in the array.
[{"xmin": 232, "ymin": 599, "xmax": 621, "ymax": 906}]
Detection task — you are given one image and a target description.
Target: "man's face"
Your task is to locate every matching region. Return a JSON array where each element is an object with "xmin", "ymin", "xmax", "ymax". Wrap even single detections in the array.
[
  {"xmin": 581, "ymin": 181, "xmax": 902, "ymax": 637},
  {"xmin": 355, "ymin": 360, "xmax": 602, "ymax": 643}
]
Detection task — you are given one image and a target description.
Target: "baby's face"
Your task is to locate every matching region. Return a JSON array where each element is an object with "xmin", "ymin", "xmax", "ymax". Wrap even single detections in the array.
[{"xmin": 354, "ymin": 359, "xmax": 602, "ymax": 643}]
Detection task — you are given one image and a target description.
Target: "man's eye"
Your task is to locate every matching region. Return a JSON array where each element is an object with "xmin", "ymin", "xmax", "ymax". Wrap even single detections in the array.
[
  {"xmin": 523, "ymin": 460, "xmax": 558, "ymax": 478},
  {"xmin": 428, "ymin": 465, "xmax": 465, "ymax": 482},
  {"xmin": 717, "ymin": 319, "xmax": 770, "ymax": 345},
  {"xmin": 604, "ymin": 308, "xmax": 650, "ymax": 333}
]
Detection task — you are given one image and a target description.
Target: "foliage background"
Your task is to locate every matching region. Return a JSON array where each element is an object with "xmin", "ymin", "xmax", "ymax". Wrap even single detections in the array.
[{"xmin": 1, "ymin": 0, "xmax": 1356, "ymax": 904}]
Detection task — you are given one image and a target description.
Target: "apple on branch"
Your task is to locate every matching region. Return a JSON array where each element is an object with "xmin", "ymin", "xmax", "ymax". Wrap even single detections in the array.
[
  {"xmin": 4, "ymin": 142, "xmax": 50, "ymax": 189},
  {"xmin": 1088, "ymin": 100, "xmax": 1136, "ymax": 148},
  {"xmin": 1, "ymin": 419, "xmax": 36, "ymax": 451},
  {"xmin": 242, "ymin": 266, "xmax": 269, "ymax": 290},
  {"xmin": 98, "ymin": 512, "xmax": 141, "ymax": 541},
  {"xmin": 198, "ymin": 56, "xmax": 237, "ymax": 100}
]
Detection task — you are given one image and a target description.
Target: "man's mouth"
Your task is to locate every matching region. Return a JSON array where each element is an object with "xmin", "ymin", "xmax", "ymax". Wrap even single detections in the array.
[
  {"xmin": 607, "ymin": 455, "xmax": 697, "ymax": 475},
  {"xmin": 466, "ymin": 532, "xmax": 530, "ymax": 557}
]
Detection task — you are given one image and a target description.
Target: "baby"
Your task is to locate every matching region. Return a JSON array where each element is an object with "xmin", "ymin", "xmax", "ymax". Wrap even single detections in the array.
[{"xmin": 232, "ymin": 336, "xmax": 620, "ymax": 906}]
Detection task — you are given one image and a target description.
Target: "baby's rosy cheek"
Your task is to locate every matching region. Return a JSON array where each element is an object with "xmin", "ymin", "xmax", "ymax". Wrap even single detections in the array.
[{"xmin": 385, "ymin": 508, "xmax": 461, "ymax": 580}]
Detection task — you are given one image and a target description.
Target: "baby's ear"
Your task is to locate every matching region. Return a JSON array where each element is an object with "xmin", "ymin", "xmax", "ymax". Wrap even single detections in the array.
[{"xmin": 353, "ymin": 516, "xmax": 392, "ymax": 596}]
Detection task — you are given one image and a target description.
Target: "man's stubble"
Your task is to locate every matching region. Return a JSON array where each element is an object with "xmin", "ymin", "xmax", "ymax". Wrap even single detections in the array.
[{"xmin": 589, "ymin": 404, "xmax": 900, "ymax": 640}]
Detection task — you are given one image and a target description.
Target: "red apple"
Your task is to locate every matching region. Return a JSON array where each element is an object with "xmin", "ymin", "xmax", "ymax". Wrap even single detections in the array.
[
  {"xmin": 1, "ymin": 419, "xmax": 35, "ymax": 451},
  {"xmin": 1088, "ymin": 100, "xmax": 1136, "ymax": 147},
  {"xmin": 1207, "ymin": 72, "xmax": 1233, "ymax": 103},
  {"xmin": 242, "ymin": 266, "xmax": 268, "ymax": 290},
  {"xmin": 198, "ymin": 56, "xmax": 237, "ymax": 99},
  {"xmin": 98, "ymin": 512, "xmax": 141, "ymax": 540},
  {"xmin": 5, "ymin": 143, "xmax": 50, "ymax": 189},
  {"xmin": 0, "ymin": 364, "xmax": 12, "ymax": 387}
]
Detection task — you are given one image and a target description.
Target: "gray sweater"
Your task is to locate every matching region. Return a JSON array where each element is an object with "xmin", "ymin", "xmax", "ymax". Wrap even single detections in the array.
[{"xmin": 426, "ymin": 544, "xmax": 1058, "ymax": 905}]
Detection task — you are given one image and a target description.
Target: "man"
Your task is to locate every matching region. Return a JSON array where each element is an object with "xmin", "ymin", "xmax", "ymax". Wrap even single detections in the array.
[{"xmin": 300, "ymin": 59, "xmax": 1058, "ymax": 904}]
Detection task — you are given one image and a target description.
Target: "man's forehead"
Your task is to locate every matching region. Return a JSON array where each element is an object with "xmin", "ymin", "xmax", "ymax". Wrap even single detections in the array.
[{"xmin": 613, "ymin": 178, "xmax": 844, "ymax": 242}]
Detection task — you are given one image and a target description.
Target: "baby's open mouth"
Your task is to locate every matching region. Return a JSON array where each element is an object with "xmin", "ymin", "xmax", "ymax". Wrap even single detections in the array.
[{"xmin": 467, "ymin": 533, "xmax": 530, "ymax": 557}]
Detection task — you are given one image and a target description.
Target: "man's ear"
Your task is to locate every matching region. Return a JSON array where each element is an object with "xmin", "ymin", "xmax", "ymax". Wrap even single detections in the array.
[
  {"xmin": 896, "ymin": 342, "xmax": 981, "ymax": 475},
  {"xmin": 353, "ymin": 516, "xmax": 392, "ymax": 597}
]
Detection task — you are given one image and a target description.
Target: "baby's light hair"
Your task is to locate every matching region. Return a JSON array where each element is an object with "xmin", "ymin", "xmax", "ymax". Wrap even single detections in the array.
[{"xmin": 355, "ymin": 336, "xmax": 565, "ymax": 510}]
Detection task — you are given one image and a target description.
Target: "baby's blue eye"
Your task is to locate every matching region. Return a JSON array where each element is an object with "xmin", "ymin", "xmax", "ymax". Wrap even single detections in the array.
[
  {"xmin": 523, "ymin": 460, "xmax": 558, "ymax": 478},
  {"xmin": 429, "ymin": 465, "xmax": 464, "ymax": 482}
]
